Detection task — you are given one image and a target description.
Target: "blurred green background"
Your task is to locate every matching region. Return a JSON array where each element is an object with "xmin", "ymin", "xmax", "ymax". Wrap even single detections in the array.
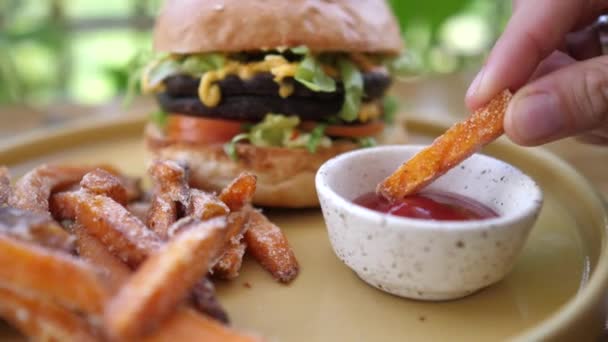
[{"xmin": 0, "ymin": 0, "xmax": 510, "ymax": 107}]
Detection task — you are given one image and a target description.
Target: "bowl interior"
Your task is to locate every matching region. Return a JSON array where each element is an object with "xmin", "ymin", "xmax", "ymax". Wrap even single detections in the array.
[{"xmin": 319, "ymin": 145, "xmax": 542, "ymax": 218}]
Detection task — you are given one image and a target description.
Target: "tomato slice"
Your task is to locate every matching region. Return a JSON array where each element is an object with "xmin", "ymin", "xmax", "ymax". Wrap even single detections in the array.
[
  {"xmin": 167, "ymin": 115, "xmax": 245, "ymax": 144},
  {"xmin": 300, "ymin": 120, "xmax": 385, "ymax": 138},
  {"xmin": 166, "ymin": 114, "xmax": 385, "ymax": 145}
]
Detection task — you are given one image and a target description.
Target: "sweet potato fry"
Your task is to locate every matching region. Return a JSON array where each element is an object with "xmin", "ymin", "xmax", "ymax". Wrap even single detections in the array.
[
  {"xmin": 219, "ymin": 172, "xmax": 257, "ymax": 211},
  {"xmin": 245, "ymin": 209, "xmax": 299, "ymax": 283},
  {"xmin": 127, "ymin": 201, "xmax": 151, "ymax": 222},
  {"xmin": 80, "ymin": 168, "xmax": 128, "ymax": 206},
  {"xmin": 0, "ymin": 166, "xmax": 10, "ymax": 207},
  {"xmin": 75, "ymin": 192, "xmax": 163, "ymax": 267},
  {"xmin": 10, "ymin": 164, "xmax": 105, "ymax": 214},
  {"xmin": 104, "ymin": 216, "xmax": 227, "ymax": 340},
  {"xmin": 147, "ymin": 160, "xmax": 191, "ymax": 238},
  {"xmin": 74, "ymin": 224, "xmax": 132, "ymax": 294},
  {"xmin": 149, "ymin": 159, "xmax": 190, "ymax": 206},
  {"xmin": 0, "ymin": 206, "xmax": 75, "ymax": 251},
  {"xmin": 147, "ymin": 193, "xmax": 179, "ymax": 239},
  {"xmin": 212, "ymin": 240, "xmax": 247, "ymax": 280},
  {"xmin": 190, "ymin": 277, "xmax": 230, "ymax": 324},
  {"xmin": 377, "ymin": 90, "xmax": 512, "ymax": 200},
  {"xmin": 143, "ymin": 307, "xmax": 261, "ymax": 342},
  {"xmin": 0, "ymin": 287, "xmax": 99, "ymax": 341},
  {"xmin": 0, "ymin": 235, "xmax": 109, "ymax": 314},
  {"xmin": 76, "ymin": 214, "xmax": 230, "ymax": 325},
  {"xmin": 188, "ymin": 188, "xmax": 229, "ymax": 220},
  {"xmin": 49, "ymin": 191, "xmax": 80, "ymax": 221}
]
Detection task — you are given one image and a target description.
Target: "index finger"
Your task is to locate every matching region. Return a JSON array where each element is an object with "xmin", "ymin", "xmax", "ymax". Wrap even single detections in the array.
[{"xmin": 465, "ymin": 0, "xmax": 594, "ymax": 110}]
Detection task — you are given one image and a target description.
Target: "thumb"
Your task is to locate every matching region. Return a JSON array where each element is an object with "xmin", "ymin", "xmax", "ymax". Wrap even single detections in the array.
[{"xmin": 504, "ymin": 56, "xmax": 608, "ymax": 145}]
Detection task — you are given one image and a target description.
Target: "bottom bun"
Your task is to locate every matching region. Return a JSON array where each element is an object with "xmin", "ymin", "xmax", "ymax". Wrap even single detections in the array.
[{"xmin": 145, "ymin": 120, "xmax": 407, "ymax": 208}]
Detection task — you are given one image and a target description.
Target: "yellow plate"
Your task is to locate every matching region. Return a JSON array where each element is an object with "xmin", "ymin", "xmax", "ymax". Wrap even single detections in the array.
[{"xmin": 0, "ymin": 116, "xmax": 607, "ymax": 341}]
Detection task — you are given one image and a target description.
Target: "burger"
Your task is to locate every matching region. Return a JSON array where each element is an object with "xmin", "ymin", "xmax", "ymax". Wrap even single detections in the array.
[{"xmin": 141, "ymin": 0, "xmax": 408, "ymax": 207}]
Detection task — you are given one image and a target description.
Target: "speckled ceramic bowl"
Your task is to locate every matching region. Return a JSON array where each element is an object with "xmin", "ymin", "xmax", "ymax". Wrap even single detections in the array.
[{"xmin": 315, "ymin": 145, "xmax": 543, "ymax": 301}]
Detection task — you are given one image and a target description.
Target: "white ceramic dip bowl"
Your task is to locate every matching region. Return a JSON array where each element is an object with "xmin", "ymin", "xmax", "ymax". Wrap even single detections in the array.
[{"xmin": 315, "ymin": 145, "xmax": 543, "ymax": 301}]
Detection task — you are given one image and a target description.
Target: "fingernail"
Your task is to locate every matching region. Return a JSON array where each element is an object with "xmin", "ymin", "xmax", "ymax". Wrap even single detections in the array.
[
  {"xmin": 466, "ymin": 67, "xmax": 485, "ymax": 99},
  {"xmin": 506, "ymin": 91, "xmax": 565, "ymax": 144}
]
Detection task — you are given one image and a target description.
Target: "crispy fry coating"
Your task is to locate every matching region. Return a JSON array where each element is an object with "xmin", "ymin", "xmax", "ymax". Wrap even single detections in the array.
[
  {"xmin": 377, "ymin": 90, "xmax": 512, "ymax": 200},
  {"xmin": 245, "ymin": 210, "xmax": 299, "ymax": 283},
  {"xmin": 0, "ymin": 235, "xmax": 109, "ymax": 314},
  {"xmin": 219, "ymin": 173, "xmax": 257, "ymax": 211},
  {"xmin": 212, "ymin": 240, "xmax": 247, "ymax": 280},
  {"xmin": 49, "ymin": 191, "xmax": 80, "ymax": 221},
  {"xmin": 149, "ymin": 160, "xmax": 190, "ymax": 206},
  {"xmin": 104, "ymin": 216, "xmax": 227, "ymax": 340},
  {"xmin": 127, "ymin": 201, "xmax": 151, "ymax": 222},
  {"xmin": 147, "ymin": 193, "xmax": 179, "ymax": 239},
  {"xmin": 74, "ymin": 224, "xmax": 132, "ymax": 294},
  {"xmin": 80, "ymin": 169, "xmax": 128, "ymax": 206},
  {"xmin": 75, "ymin": 192, "xmax": 162, "ymax": 267},
  {"xmin": 190, "ymin": 278, "xmax": 230, "ymax": 324},
  {"xmin": 0, "ymin": 206, "xmax": 75, "ymax": 251},
  {"xmin": 10, "ymin": 165, "xmax": 104, "ymax": 214},
  {"xmin": 0, "ymin": 166, "xmax": 10, "ymax": 207},
  {"xmin": 143, "ymin": 307, "xmax": 260, "ymax": 342},
  {"xmin": 0, "ymin": 287, "xmax": 99, "ymax": 341},
  {"xmin": 147, "ymin": 160, "xmax": 190, "ymax": 238},
  {"xmin": 188, "ymin": 188, "xmax": 229, "ymax": 220}
]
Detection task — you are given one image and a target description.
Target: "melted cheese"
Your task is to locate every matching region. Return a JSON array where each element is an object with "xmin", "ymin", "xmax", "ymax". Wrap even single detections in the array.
[
  {"xmin": 198, "ymin": 55, "xmax": 299, "ymax": 107},
  {"xmin": 358, "ymin": 102, "xmax": 382, "ymax": 123}
]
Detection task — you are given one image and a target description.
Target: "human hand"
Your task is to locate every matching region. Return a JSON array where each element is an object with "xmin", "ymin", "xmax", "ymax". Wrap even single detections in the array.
[{"xmin": 466, "ymin": 0, "xmax": 608, "ymax": 145}]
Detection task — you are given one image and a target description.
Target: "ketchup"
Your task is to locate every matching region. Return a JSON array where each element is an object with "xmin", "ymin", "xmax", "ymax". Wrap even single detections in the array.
[{"xmin": 353, "ymin": 191, "xmax": 498, "ymax": 221}]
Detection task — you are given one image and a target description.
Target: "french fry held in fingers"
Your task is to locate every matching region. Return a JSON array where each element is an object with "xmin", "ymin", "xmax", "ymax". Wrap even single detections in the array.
[
  {"xmin": 0, "ymin": 206, "xmax": 75, "ymax": 251},
  {"xmin": 219, "ymin": 172, "xmax": 257, "ymax": 211},
  {"xmin": 0, "ymin": 286, "xmax": 99, "ymax": 341},
  {"xmin": 104, "ymin": 216, "xmax": 228, "ymax": 340},
  {"xmin": 0, "ymin": 235, "xmax": 109, "ymax": 315},
  {"xmin": 245, "ymin": 209, "xmax": 299, "ymax": 283},
  {"xmin": 75, "ymin": 192, "xmax": 163, "ymax": 267},
  {"xmin": 377, "ymin": 90, "xmax": 512, "ymax": 201},
  {"xmin": 0, "ymin": 166, "xmax": 10, "ymax": 206}
]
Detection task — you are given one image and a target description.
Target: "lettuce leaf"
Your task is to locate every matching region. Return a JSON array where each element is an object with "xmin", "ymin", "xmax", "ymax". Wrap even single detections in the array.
[
  {"xmin": 306, "ymin": 124, "xmax": 327, "ymax": 153},
  {"xmin": 294, "ymin": 55, "xmax": 336, "ymax": 92},
  {"xmin": 384, "ymin": 52, "xmax": 421, "ymax": 77},
  {"xmin": 357, "ymin": 137, "xmax": 377, "ymax": 148},
  {"xmin": 224, "ymin": 133, "xmax": 250, "ymax": 161},
  {"xmin": 337, "ymin": 58, "xmax": 364, "ymax": 122},
  {"xmin": 150, "ymin": 109, "xmax": 168, "ymax": 128},
  {"xmin": 139, "ymin": 56, "xmax": 181, "ymax": 94},
  {"xmin": 139, "ymin": 54, "xmax": 225, "ymax": 94},
  {"xmin": 382, "ymin": 95, "xmax": 399, "ymax": 124},
  {"xmin": 249, "ymin": 114, "xmax": 300, "ymax": 147},
  {"xmin": 289, "ymin": 46, "xmax": 310, "ymax": 55},
  {"xmin": 180, "ymin": 53, "xmax": 225, "ymax": 76}
]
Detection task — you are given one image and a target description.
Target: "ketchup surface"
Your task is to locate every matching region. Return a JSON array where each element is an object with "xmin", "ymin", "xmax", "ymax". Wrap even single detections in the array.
[{"xmin": 353, "ymin": 191, "xmax": 498, "ymax": 221}]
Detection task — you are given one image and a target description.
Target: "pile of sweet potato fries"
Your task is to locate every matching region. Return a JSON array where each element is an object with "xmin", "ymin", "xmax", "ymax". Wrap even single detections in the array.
[{"xmin": 0, "ymin": 161, "xmax": 299, "ymax": 341}]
